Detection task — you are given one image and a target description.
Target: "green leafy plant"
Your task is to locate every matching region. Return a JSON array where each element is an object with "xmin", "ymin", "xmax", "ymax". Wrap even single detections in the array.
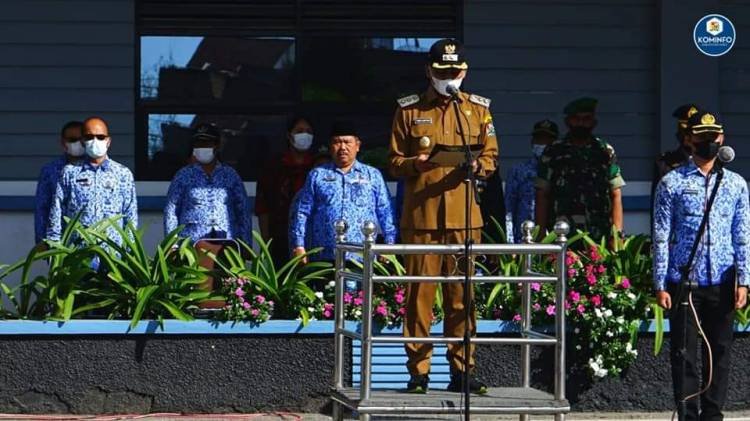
[{"xmin": 213, "ymin": 231, "xmax": 332, "ymax": 324}]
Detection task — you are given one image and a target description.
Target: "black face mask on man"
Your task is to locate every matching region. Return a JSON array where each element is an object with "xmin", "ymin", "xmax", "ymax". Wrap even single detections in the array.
[
  {"xmin": 568, "ymin": 126, "xmax": 593, "ymax": 139},
  {"xmin": 692, "ymin": 133, "xmax": 720, "ymax": 160}
]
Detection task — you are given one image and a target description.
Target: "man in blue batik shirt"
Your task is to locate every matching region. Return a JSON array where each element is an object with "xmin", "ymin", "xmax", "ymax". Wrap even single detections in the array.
[
  {"xmin": 34, "ymin": 121, "xmax": 86, "ymax": 245},
  {"xmin": 164, "ymin": 123, "xmax": 251, "ymax": 245},
  {"xmin": 290, "ymin": 121, "xmax": 396, "ymax": 263},
  {"xmin": 653, "ymin": 110, "xmax": 748, "ymax": 421},
  {"xmin": 504, "ymin": 119, "xmax": 557, "ymax": 242},
  {"xmin": 47, "ymin": 117, "xmax": 138, "ymax": 244}
]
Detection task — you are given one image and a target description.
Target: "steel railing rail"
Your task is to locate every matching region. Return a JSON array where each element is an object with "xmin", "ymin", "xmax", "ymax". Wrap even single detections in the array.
[{"xmin": 331, "ymin": 219, "xmax": 571, "ymax": 421}]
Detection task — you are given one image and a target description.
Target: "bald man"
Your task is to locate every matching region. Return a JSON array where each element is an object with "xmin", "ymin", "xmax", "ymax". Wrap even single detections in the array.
[{"xmin": 47, "ymin": 117, "xmax": 138, "ymax": 243}]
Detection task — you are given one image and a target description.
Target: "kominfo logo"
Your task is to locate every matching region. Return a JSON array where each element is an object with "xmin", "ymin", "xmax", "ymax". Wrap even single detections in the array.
[{"xmin": 694, "ymin": 14, "xmax": 736, "ymax": 57}]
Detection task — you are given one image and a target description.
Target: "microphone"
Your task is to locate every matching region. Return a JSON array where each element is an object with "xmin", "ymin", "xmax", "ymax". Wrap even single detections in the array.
[
  {"xmin": 446, "ymin": 84, "xmax": 460, "ymax": 98},
  {"xmin": 718, "ymin": 145, "xmax": 735, "ymax": 164}
]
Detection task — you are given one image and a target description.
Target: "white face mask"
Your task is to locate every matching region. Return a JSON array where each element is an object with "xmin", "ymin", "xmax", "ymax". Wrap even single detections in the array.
[
  {"xmin": 84, "ymin": 139, "xmax": 109, "ymax": 159},
  {"xmin": 532, "ymin": 144, "xmax": 547, "ymax": 159},
  {"xmin": 193, "ymin": 148, "xmax": 215, "ymax": 164},
  {"xmin": 291, "ymin": 133, "xmax": 314, "ymax": 151},
  {"xmin": 430, "ymin": 76, "xmax": 463, "ymax": 97},
  {"xmin": 66, "ymin": 141, "xmax": 85, "ymax": 157}
]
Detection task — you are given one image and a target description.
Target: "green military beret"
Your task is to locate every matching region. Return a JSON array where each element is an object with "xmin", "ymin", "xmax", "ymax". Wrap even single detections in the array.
[{"xmin": 563, "ymin": 97, "xmax": 598, "ymax": 115}]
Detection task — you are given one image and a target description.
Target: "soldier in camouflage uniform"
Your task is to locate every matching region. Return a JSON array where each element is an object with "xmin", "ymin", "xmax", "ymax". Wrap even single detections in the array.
[
  {"xmin": 650, "ymin": 104, "xmax": 699, "ymax": 211},
  {"xmin": 534, "ymin": 97, "xmax": 625, "ymax": 241}
]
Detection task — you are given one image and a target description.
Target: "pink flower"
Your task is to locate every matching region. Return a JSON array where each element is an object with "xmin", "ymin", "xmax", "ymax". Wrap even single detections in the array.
[
  {"xmin": 324, "ymin": 303, "xmax": 334, "ymax": 311},
  {"xmin": 255, "ymin": 295, "xmax": 265, "ymax": 304},
  {"xmin": 589, "ymin": 246, "xmax": 601, "ymax": 262},
  {"xmin": 375, "ymin": 305, "xmax": 388, "ymax": 317},
  {"xmin": 621, "ymin": 278, "xmax": 631, "ymax": 289},
  {"xmin": 237, "ymin": 278, "xmax": 245, "ymax": 286},
  {"xmin": 268, "ymin": 301, "xmax": 274, "ymax": 307},
  {"xmin": 394, "ymin": 293, "xmax": 404, "ymax": 304},
  {"xmin": 546, "ymin": 305, "xmax": 556, "ymax": 316},
  {"xmin": 576, "ymin": 304, "xmax": 586, "ymax": 315},
  {"xmin": 567, "ymin": 268, "xmax": 577, "ymax": 278},
  {"xmin": 250, "ymin": 308, "xmax": 260, "ymax": 317},
  {"xmin": 323, "ymin": 310, "xmax": 333, "ymax": 318},
  {"xmin": 512, "ymin": 314, "xmax": 522, "ymax": 322},
  {"xmin": 565, "ymin": 251, "xmax": 578, "ymax": 266},
  {"xmin": 564, "ymin": 300, "xmax": 571, "ymax": 310},
  {"xmin": 398, "ymin": 307, "xmax": 406, "ymax": 316},
  {"xmin": 590, "ymin": 295, "xmax": 602, "ymax": 307},
  {"xmin": 596, "ymin": 264, "xmax": 606, "ymax": 274},
  {"xmin": 569, "ymin": 291, "xmax": 581, "ymax": 303},
  {"xmin": 531, "ymin": 282, "xmax": 541, "ymax": 292},
  {"xmin": 343, "ymin": 292, "xmax": 352, "ymax": 304},
  {"xmin": 235, "ymin": 287, "xmax": 245, "ymax": 298},
  {"xmin": 242, "ymin": 302, "xmax": 251, "ymax": 309},
  {"xmin": 353, "ymin": 298, "xmax": 363, "ymax": 306},
  {"xmin": 586, "ymin": 274, "xmax": 597, "ymax": 286},
  {"xmin": 585, "ymin": 264, "xmax": 594, "ymax": 276},
  {"xmin": 532, "ymin": 303, "xmax": 541, "ymax": 311}
]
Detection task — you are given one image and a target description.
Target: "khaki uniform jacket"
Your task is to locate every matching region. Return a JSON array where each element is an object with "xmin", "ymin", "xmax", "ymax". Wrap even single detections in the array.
[{"xmin": 389, "ymin": 88, "xmax": 499, "ymax": 230}]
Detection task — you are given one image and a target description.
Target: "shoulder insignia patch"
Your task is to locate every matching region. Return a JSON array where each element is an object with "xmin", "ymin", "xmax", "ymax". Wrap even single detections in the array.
[
  {"xmin": 469, "ymin": 94, "xmax": 491, "ymax": 108},
  {"xmin": 397, "ymin": 94, "xmax": 420, "ymax": 108}
]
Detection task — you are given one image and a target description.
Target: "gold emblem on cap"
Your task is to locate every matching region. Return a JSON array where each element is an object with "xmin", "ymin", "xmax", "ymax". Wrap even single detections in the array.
[
  {"xmin": 541, "ymin": 120, "xmax": 551, "ymax": 128},
  {"xmin": 701, "ymin": 113, "xmax": 716, "ymax": 125},
  {"xmin": 688, "ymin": 106, "xmax": 698, "ymax": 117},
  {"xmin": 419, "ymin": 136, "xmax": 431, "ymax": 148},
  {"xmin": 444, "ymin": 44, "xmax": 456, "ymax": 54}
]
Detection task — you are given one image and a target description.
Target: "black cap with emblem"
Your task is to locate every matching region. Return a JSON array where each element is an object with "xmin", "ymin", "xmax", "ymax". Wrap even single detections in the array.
[
  {"xmin": 532, "ymin": 119, "xmax": 559, "ymax": 137},
  {"xmin": 687, "ymin": 111, "xmax": 723, "ymax": 135},
  {"xmin": 192, "ymin": 123, "xmax": 221, "ymax": 144},
  {"xmin": 428, "ymin": 38, "xmax": 468, "ymax": 70}
]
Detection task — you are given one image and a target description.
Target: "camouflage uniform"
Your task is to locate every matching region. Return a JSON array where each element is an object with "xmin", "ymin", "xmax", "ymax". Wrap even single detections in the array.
[{"xmin": 535, "ymin": 135, "xmax": 625, "ymax": 240}]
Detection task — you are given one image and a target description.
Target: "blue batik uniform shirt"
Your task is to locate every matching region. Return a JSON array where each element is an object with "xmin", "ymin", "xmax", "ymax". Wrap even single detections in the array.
[
  {"xmin": 504, "ymin": 158, "xmax": 537, "ymax": 243},
  {"xmin": 35, "ymin": 156, "xmax": 68, "ymax": 243},
  {"xmin": 290, "ymin": 160, "xmax": 397, "ymax": 261},
  {"xmin": 164, "ymin": 163, "xmax": 251, "ymax": 244},
  {"xmin": 47, "ymin": 158, "xmax": 138, "ymax": 243},
  {"xmin": 652, "ymin": 160, "xmax": 750, "ymax": 291}
]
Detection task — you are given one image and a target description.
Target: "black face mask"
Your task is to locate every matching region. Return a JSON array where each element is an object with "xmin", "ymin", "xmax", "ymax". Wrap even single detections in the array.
[
  {"xmin": 568, "ymin": 126, "xmax": 593, "ymax": 139},
  {"xmin": 693, "ymin": 141, "xmax": 720, "ymax": 160}
]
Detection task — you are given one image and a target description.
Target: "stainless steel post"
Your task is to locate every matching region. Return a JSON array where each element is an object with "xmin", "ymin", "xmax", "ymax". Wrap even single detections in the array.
[
  {"xmin": 519, "ymin": 220, "xmax": 535, "ymax": 421},
  {"xmin": 553, "ymin": 220, "xmax": 570, "ymax": 421},
  {"xmin": 360, "ymin": 221, "xmax": 377, "ymax": 420},
  {"xmin": 332, "ymin": 220, "xmax": 348, "ymax": 421}
]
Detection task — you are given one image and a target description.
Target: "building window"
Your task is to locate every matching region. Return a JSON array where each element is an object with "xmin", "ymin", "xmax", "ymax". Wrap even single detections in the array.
[{"xmin": 135, "ymin": 1, "xmax": 460, "ymax": 181}]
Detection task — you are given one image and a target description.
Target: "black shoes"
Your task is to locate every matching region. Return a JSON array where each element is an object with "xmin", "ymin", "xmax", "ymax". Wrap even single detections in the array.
[
  {"xmin": 406, "ymin": 374, "xmax": 429, "ymax": 394},
  {"xmin": 447, "ymin": 372, "xmax": 488, "ymax": 395}
]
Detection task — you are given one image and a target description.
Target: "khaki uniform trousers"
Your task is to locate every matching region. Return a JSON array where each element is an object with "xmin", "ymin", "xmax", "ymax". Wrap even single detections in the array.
[{"xmin": 402, "ymin": 228, "xmax": 480, "ymax": 375}]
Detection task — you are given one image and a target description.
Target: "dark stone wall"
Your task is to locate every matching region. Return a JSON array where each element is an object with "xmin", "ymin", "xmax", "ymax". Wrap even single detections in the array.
[
  {"xmin": 1, "ymin": 333, "xmax": 747, "ymax": 413},
  {"xmin": 0, "ymin": 335, "xmax": 341, "ymax": 414},
  {"xmin": 476, "ymin": 333, "xmax": 750, "ymax": 411}
]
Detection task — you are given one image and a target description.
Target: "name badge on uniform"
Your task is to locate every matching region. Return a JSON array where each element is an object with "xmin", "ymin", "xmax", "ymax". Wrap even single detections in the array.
[
  {"xmin": 75, "ymin": 177, "xmax": 91, "ymax": 186},
  {"xmin": 683, "ymin": 189, "xmax": 699, "ymax": 195},
  {"xmin": 413, "ymin": 118, "xmax": 432, "ymax": 125},
  {"xmin": 323, "ymin": 175, "xmax": 337, "ymax": 182},
  {"xmin": 352, "ymin": 177, "xmax": 370, "ymax": 185}
]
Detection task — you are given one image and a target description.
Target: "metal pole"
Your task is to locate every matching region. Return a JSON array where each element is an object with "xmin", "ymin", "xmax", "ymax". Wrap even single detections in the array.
[
  {"xmin": 519, "ymin": 220, "xmax": 535, "ymax": 421},
  {"xmin": 332, "ymin": 220, "xmax": 348, "ymax": 421},
  {"xmin": 553, "ymin": 220, "xmax": 570, "ymax": 421},
  {"xmin": 360, "ymin": 222, "xmax": 377, "ymax": 421}
]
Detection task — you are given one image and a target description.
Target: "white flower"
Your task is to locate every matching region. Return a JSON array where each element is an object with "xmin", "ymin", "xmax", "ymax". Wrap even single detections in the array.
[
  {"xmin": 616, "ymin": 316, "xmax": 625, "ymax": 324},
  {"xmin": 604, "ymin": 309, "xmax": 613, "ymax": 318},
  {"xmin": 607, "ymin": 292, "xmax": 617, "ymax": 299},
  {"xmin": 595, "ymin": 367, "xmax": 609, "ymax": 378},
  {"xmin": 315, "ymin": 291, "xmax": 324, "ymax": 299},
  {"xmin": 576, "ymin": 345, "xmax": 582, "ymax": 350},
  {"xmin": 574, "ymin": 327, "xmax": 580, "ymax": 334},
  {"xmin": 627, "ymin": 292, "xmax": 636, "ymax": 300},
  {"xmin": 594, "ymin": 308, "xmax": 603, "ymax": 318},
  {"xmin": 606, "ymin": 331, "xmax": 614, "ymax": 337},
  {"xmin": 307, "ymin": 307, "xmax": 316, "ymax": 312},
  {"xmin": 328, "ymin": 280, "xmax": 336, "ymax": 288}
]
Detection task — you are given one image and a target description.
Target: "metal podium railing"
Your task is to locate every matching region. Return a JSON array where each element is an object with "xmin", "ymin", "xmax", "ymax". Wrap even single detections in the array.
[{"xmin": 330, "ymin": 219, "xmax": 571, "ymax": 421}]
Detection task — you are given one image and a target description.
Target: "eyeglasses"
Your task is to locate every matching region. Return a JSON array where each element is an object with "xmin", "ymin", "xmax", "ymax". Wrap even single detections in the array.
[{"xmin": 83, "ymin": 134, "xmax": 109, "ymax": 141}]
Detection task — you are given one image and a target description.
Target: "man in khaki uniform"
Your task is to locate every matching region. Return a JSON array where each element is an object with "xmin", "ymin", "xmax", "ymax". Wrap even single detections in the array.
[{"xmin": 389, "ymin": 38, "xmax": 498, "ymax": 394}]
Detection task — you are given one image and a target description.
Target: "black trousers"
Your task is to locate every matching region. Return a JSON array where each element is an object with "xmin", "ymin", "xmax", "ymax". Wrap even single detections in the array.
[{"xmin": 668, "ymin": 281, "xmax": 735, "ymax": 421}]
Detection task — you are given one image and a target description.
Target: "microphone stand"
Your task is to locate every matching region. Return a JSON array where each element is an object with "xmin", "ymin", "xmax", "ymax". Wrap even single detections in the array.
[{"xmin": 449, "ymin": 90, "xmax": 476, "ymax": 421}]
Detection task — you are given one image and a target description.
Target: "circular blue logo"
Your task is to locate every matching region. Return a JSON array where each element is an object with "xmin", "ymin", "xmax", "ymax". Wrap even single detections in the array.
[{"xmin": 694, "ymin": 14, "xmax": 736, "ymax": 57}]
